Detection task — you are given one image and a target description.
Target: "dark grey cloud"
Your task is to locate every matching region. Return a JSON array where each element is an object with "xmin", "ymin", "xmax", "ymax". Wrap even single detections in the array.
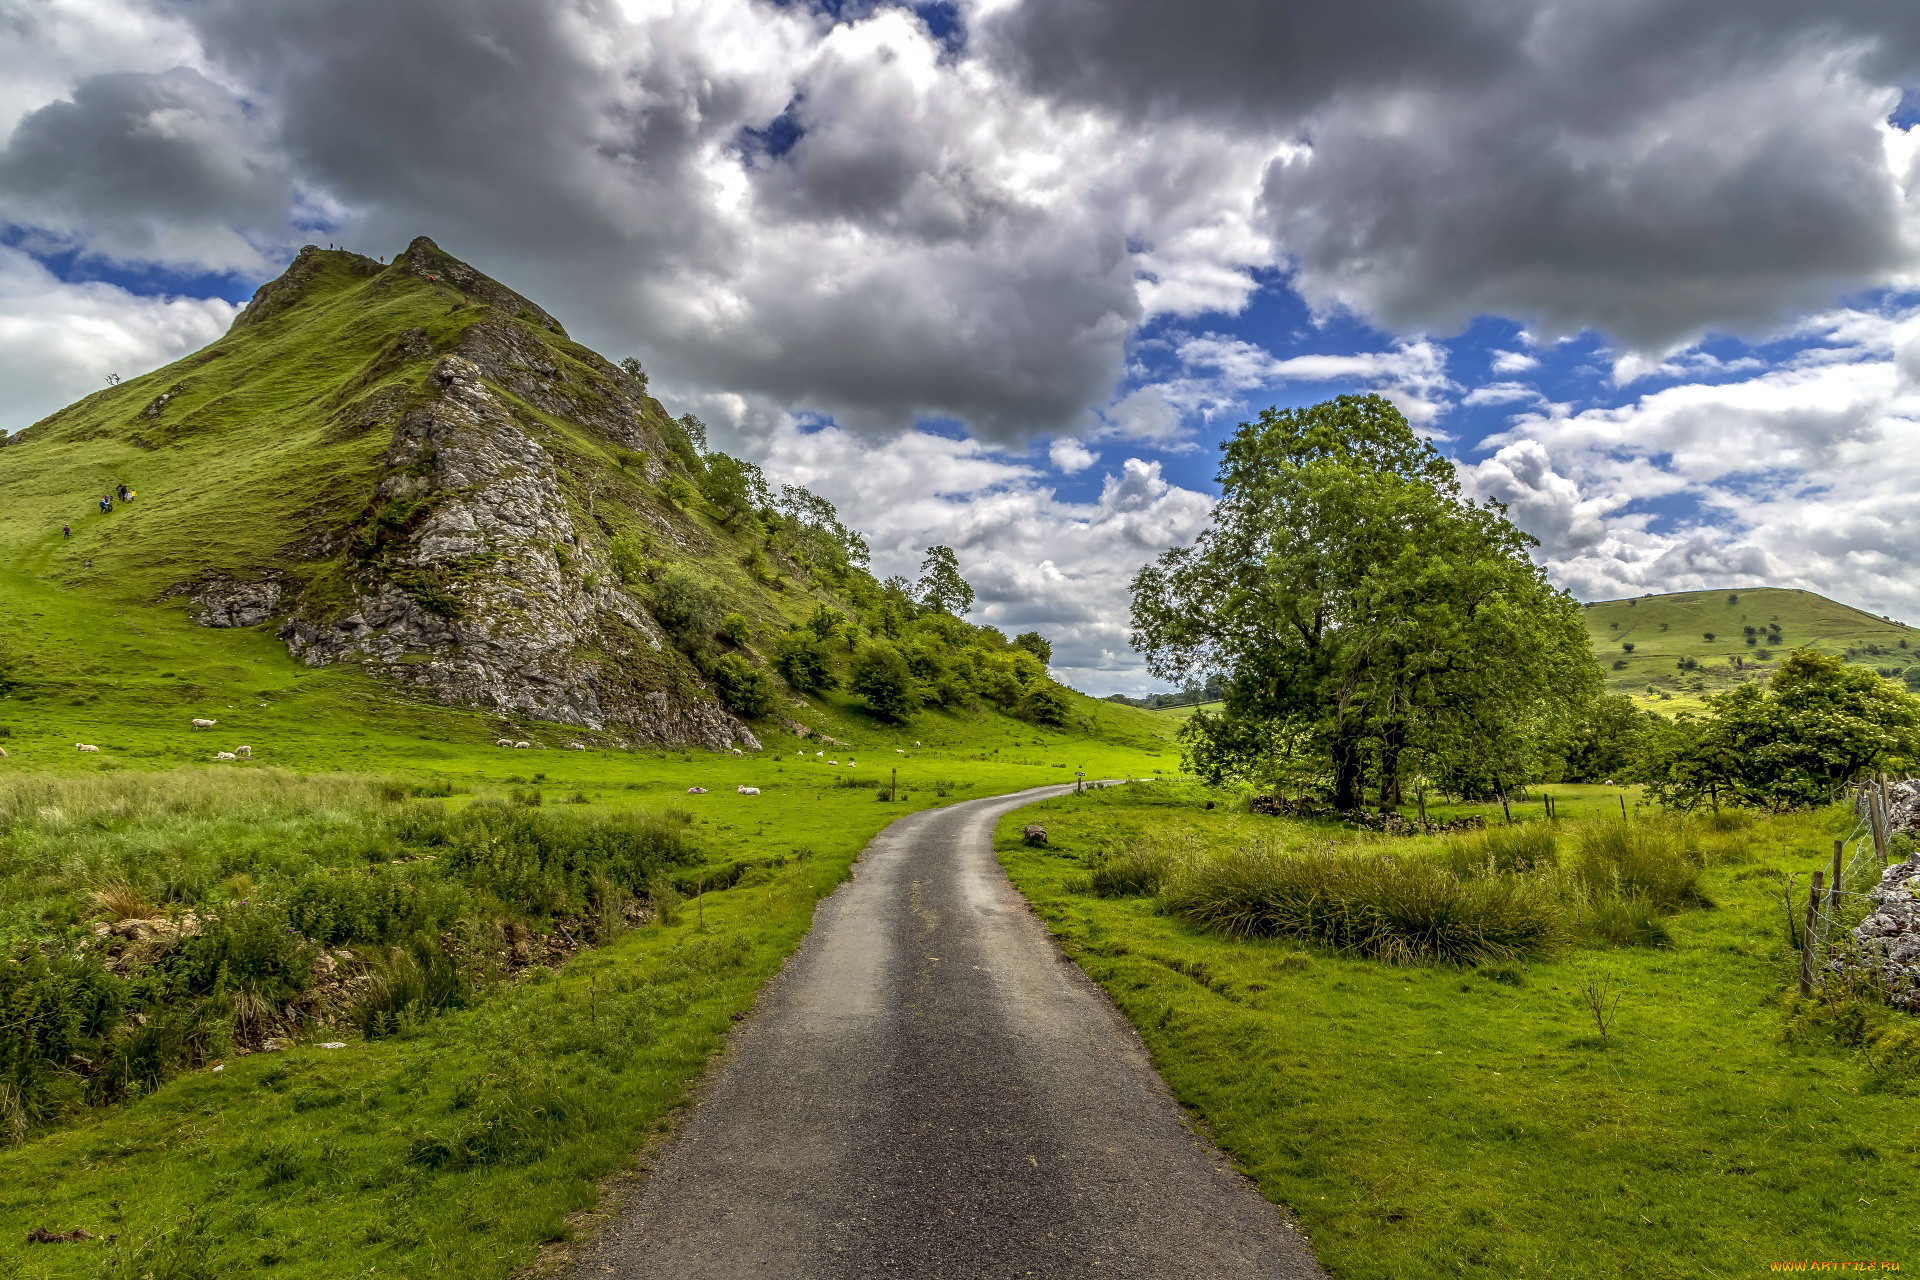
[
  {"xmin": 983, "ymin": 0, "xmax": 1526, "ymax": 125},
  {"xmin": 0, "ymin": 66, "xmax": 289, "ymax": 269},
  {"xmin": 990, "ymin": 0, "xmax": 1920, "ymax": 353}
]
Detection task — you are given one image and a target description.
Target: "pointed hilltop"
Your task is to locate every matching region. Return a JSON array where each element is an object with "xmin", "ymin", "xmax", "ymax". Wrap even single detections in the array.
[{"xmin": 0, "ymin": 238, "xmax": 1021, "ymax": 751}]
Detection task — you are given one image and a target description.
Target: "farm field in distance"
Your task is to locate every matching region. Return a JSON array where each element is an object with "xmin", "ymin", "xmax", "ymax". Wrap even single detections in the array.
[{"xmin": 1587, "ymin": 587, "xmax": 1919, "ymax": 713}]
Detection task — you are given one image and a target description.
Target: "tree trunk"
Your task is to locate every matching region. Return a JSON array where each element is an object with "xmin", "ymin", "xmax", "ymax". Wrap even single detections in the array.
[
  {"xmin": 1332, "ymin": 732, "xmax": 1364, "ymax": 812},
  {"xmin": 1377, "ymin": 728, "xmax": 1404, "ymax": 812}
]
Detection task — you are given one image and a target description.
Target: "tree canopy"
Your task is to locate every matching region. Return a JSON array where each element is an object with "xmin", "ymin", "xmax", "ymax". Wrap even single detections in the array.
[
  {"xmin": 917, "ymin": 545, "xmax": 974, "ymax": 616},
  {"xmin": 1643, "ymin": 649, "xmax": 1920, "ymax": 810},
  {"xmin": 1131, "ymin": 394, "xmax": 1597, "ymax": 810}
]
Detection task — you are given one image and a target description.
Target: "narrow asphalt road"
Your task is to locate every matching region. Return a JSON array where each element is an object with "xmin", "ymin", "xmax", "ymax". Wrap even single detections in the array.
[{"xmin": 568, "ymin": 784, "xmax": 1327, "ymax": 1279}]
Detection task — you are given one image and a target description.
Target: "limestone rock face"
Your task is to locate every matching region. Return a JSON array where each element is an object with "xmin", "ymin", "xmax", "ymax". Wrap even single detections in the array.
[
  {"xmin": 275, "ymin": 351, "xmax": 757, "ymax": 751},
  {"xmin": 1851, "ymin": 859, "xmax": 1920, "ymax": 1012}
]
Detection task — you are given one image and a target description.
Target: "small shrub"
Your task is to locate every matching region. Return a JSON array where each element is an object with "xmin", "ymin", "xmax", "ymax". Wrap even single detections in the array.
[
  {"xmin": 774, "ymin": 631, "xmax": 837, "ymax": 693},
  {"xmin": 708, "ymin": 652, "xmax": 776, "ymax": 718},
  {"xmin": 718, "ymin": 612, "xmax": 752, "ymax": 647},
  {"xmin": 649, "ymin": 568, "xmax": 723, "ymax": 646}
]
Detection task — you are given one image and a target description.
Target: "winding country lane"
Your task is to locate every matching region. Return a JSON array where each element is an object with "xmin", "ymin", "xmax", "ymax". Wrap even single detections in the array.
[{"xmin": 567, "ymin": 784, "xmax": 1327, "ymax": 1279}]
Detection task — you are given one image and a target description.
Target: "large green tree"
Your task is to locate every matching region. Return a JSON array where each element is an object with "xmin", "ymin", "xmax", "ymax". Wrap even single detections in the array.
[{"xmin": 1131, "ymin": 394, "xmax": 1597, "ymax": 811}]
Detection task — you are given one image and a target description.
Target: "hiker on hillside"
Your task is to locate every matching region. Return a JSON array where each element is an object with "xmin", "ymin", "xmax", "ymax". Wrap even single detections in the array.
[
  {"xmin": 99, "ymin": 495, "xmax": 112, "ymax": 514},
  {"xmin": 115, "ymin": 483, "xmax": 129, "ymax": 502},
  {"xmin": 61, "ymin": 523, "xmax": 70, "ymax": 538}
]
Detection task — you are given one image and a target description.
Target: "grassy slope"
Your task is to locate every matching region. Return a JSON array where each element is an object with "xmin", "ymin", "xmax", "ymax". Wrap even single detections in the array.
[
  {"xmin": 998, "ymin": 786, "xmax": 1915, "ymax": 1279},
  {"xmin": 1587, "ymin": 587, "xmax": 1918, "ymax": 712}
]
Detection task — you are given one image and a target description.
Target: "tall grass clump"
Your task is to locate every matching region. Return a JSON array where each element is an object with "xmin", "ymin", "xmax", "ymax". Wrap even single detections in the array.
[
  {"xmin": 1163, "ymin": 844, "xmax": 1559, "ymax": 965},
  {"xmin": 1572, "ymin": 820, "xmax": 1709, "ymax": 912},
  {"xmin": 1089, "ymin": 844, "xmax": 1177, "ymax": 897},
  {"xmin": 1443, "ymin": 823, "xmax": 1559, "ymax": 878}
]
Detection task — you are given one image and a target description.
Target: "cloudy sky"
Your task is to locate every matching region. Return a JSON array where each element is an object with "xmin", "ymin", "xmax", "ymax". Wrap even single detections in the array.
[{"xmin": 4, "ymin": 0, "xmax": 1920, "ymax": 694}]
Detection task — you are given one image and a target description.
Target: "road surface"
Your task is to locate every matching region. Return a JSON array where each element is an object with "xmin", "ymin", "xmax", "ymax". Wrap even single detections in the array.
[{"xmin": 568, "ymin": 783, "xmax": 1327, "ymax": 1279}]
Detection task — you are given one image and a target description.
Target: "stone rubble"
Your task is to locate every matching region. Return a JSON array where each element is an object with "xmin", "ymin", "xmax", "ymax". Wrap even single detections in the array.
[{"xmin": 1851, "ymin": 858, "xmax": 1920, "ymax": 1012}]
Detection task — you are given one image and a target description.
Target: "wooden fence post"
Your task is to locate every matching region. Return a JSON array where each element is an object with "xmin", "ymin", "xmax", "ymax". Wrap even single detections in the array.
[
  {"xmin": 1618, "ymin": 793, "xmax": 1628, "ymax": 822},
  {"xmin": 1830, "ymin": 840, "xmax": 1844, "ymax": 917},
  {"xmin": 1417, "ymin": 787, "xmax": 1427, "ymax": 827},
  {"xmin": 1800, "ymin": 871, "xmax": 1824, "ymax": 998},
  {"xmin": 890, "ymin": 767, "xmax": 897, "ymax": 803},
  {"xmin": 1870, "ymin": 788, "xmax": 1890, "ymax": 867}
]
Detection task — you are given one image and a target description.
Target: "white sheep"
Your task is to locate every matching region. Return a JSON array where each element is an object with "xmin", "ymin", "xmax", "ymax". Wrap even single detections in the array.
[
  {"xmin": 234, "ymin": 746, "xmax": 252, "ymax": 759},
  {"xmin": 191, "ymin": 718, "xmax": 217, "ymax": 730},
  {"xmin": 688, "ymin": 786, "xmax": 709, "ymax": 794},
  {"xmin": 214, "ymin": 751, "xmax": 237, "ymax": 761},
  {"xmin": 564, "ymin": 742, "xmax": 586, "ymax": 751},
  {"xmin": 496, "ymin": 738, "xmax": 513, "ymax": 748},
  {"xmin": 914, "ymin": 740, "xmax": 921, "ymax": 747},
  {"xmin": 895, "ymin": 749, "xmax": 906, "ymax": 754},
  {"xmin": 76, "ymin": 743, "xmax": 99, "ymax": 753},
  {"xmin": 513, "ymin": 741, "xmax": 531, "ymax": 749},
  {"xmin": 816, "ymin": 751, "xmax": 824, "ymax": 757},
  {"xmin": 737, "ymin": 785, "xmax": 761, "ymax": 795},
  {"xmin": 828, "ymin": 759, "xmax": 839, "ymax": 765},
  {"xmin": 730, "ymin": 747, "xmax": 744, "ymax": 756}
]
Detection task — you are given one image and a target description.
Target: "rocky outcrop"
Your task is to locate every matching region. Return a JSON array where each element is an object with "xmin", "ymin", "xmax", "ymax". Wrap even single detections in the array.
[
  {"xmin": 1852, "ymin": 859, "xmax": 1920, "ymax": 1012},
  {"xmin": 192, "ymin": 577, "xmax": 283, "ymax": 628},
  {"xmin": 277, "ymin": 353, "xmax": 756, "ymax": 751}
]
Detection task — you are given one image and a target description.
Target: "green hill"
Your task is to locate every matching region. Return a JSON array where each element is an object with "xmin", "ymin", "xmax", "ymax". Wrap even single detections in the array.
[
  {"xmin": 1584, "ymin": 586, "xmax": 1918, "ymax": 710},
  {"xmin": 0, "ymin": 237, "xmax": 1170, "ymax": 764}
]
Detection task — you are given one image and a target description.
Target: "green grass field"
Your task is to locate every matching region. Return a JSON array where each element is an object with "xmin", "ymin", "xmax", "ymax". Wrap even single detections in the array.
[
  {"xmin": 1587, "ymin": 587, "xmax": 1918, "ymax": 712},
  {"xmin": 0, "ymin": 707, "xmax": 1177, "ymax": 1278},
  {"xmin": 997, "ymin": 783, "xmax": 1917, "ymax": 1278}
]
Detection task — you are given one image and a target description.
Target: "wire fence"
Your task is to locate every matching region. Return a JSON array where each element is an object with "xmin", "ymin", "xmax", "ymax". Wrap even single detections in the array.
[{"xmin": 1797, "ymin": 776, "xmax": 1909, "ymax": 997}]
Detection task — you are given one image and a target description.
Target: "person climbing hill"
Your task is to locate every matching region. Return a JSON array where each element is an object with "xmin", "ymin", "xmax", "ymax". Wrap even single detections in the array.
[{"xmin": 98, "ymin": 495, "xmax": 112, "ymax": 514}]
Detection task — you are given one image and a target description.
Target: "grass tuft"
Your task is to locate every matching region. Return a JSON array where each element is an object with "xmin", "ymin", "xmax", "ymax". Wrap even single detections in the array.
[{"xmin": 1163, "ymin": 844, "xmax": 1561, "ymax": 965}]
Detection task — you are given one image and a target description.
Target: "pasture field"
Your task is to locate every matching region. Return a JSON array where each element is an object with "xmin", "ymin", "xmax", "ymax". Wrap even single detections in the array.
[
  {"xmin": 1587, "ymin": 586, "xmax": 1918, "ymax": 712},
  {"xmin": 0, "ymin": 698, "xmax": 1176, "ymax": 1278},
  {"xmin": 999, "ymin": 783, "xmax": 1918, "ymax": 1279}
]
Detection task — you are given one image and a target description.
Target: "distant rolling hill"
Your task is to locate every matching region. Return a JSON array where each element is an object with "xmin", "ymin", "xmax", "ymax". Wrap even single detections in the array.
[{"xmin": 1584, "ymin": 587, "xmax": 1918, "ymax": 711}]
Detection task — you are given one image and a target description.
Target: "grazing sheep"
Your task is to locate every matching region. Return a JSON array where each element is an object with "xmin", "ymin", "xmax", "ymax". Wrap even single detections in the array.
[
  {"xmin": 737, "ymin": 786, "xmax": 761, "ymax": 796},
  {"xmin": 76, "ymin": 744, "xmax": 99, "ymax": 753},
  {"xmin": 214, "ymin": 751, "xmax": 237, "ymax": 761},
  {"xmin": 687, "ymin": 786, "xmax": 709, "ymax": 794},
  {"xmin": 816, "ymin": 751, "xmax": 824, "ymax": 757},
  {"xmin": 828, "ymin": 759, "xmax": 839, "ymax": 765},
  {"xmin": 730, "ymin": 747, "xmax": 744, "ymax": 756},
  {"xmin": 191, "ymin": 718, "xmax": 218, "ymax": 730},
  {"xmin": 234, "ymin": 746, "xmax": 252, "ymax": 758},
  {"xmin": 513, "ymin": 741, "xmax": 531, "ymax": 749},
  {"xmin": 564, "ymin": 742, "xmax": 586, "ymax": 751},
  {"xmin": 895, "ymin": 749, "xmax": 906, "ymax": 754},
  {"xmin": 496, "ymin": 738, "xmax": 513, "ymax": 747}
]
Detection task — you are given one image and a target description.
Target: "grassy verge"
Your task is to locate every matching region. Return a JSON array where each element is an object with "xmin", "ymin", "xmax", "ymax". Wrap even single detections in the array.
[{"xmin": 998, "ymin": 784, "xmax": 1917, "ymax": 1279}]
